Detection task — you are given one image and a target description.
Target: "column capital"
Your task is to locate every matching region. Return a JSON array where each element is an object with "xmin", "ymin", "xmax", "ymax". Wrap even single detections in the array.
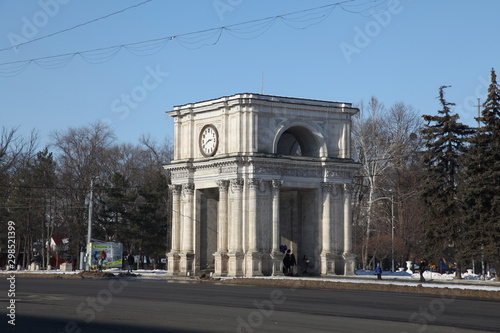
[
  {"xmin": 217, "ymin": 180, "xmax": 230, "ymax": 191},
  {"xmin": 248, "ymin": 178, "xmax": 260, "ymax": 190},
  {"xmin": 169, "ymin": 184, "xmax": 182, "ymax": 195},
  {"xmin": 271, "ymin": 179, "xmax": 282, "ymax": 194},
  {"xmin": 343, "ymin": 183, "xmax": 354, "ymax": 194},
  {"xmin": 182, "ymin": 183, "xmax": 195, "ymax": 195},
  {"xmin": 230, "ymin": 178, "xmax": 244, "ymax": 191},
  {"xmin": 321, "ymin": 182, "xmax": 340, "ymax": 196}
]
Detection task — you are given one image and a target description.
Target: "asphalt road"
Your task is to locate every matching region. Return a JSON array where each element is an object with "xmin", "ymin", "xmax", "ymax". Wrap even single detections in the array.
[{"xmin": 1, "ymin": 276, "xmax": 499, "ymax": 333}]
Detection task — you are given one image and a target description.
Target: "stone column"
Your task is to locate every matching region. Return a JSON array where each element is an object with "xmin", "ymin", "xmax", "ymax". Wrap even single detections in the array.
[
  {"xmin": 167, "ymin": 184, "xmax": 181, "ymax": 276},
  {"xmin": 179, "ymin": 183, "xmax": 195, "ymax": 276},
  {"xmin": 320, "ymin": 183, "xmax": 335, "ymax": 275},
  {"xmin": 228, "ymin": 179, "xmax": 244, "ymax": 276},
  {"xmin": 213, "ymin": 180, "xmax": 229, "ymax": 277},
  {"xmin": 343, "ymin": 184, "xmax": 356, "ymax": 275},
  {"xmin": 245, "ymin": 179, "xmax": 263, "ymax": 277},
  {"xmin": 270, "ymin": 179, "xmax": 284, "ymax": 276}
]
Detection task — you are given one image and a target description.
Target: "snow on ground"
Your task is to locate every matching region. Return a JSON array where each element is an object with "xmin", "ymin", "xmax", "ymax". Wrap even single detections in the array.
[{"xmin": 1, "ymin": 268, "xmax": 498, "ymax": 291}]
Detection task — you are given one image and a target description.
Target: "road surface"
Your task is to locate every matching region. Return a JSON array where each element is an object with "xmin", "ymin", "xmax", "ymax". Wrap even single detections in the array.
[{"xmin": 1, "ymin": 276, "xmax": 499, "ymax": 332}]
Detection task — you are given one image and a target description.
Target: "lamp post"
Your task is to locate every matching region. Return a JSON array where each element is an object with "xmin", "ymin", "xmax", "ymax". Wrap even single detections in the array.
[
  {"xmin": 390, "ymin": 194, "xmax": 394, "ymax": 272},
  {"xmin": 85, "ymin": 178, "xmax": 94, "ymax": 271}
]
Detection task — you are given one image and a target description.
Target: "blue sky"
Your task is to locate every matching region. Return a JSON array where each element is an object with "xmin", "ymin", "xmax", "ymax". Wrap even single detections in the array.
[{"xmin": 1, "ymin": 0, "xmax": 499, "ymax": 148}]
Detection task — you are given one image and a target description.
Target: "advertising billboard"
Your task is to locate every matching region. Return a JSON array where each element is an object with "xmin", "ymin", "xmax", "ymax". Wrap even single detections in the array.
[{"xmin": 88, "ymin": 242, "xmax": 123, "ymax": 269}]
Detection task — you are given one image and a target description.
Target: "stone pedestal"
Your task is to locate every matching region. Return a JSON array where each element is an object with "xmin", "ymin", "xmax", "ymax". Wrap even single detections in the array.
[
  {"xmin": 406, "ymin": 261, "xmax": 413, "ymax": 274},
  {"xmin": 166, "ymin": 252, "xmax": 180, "ymax": 276},
  {"xmin": 60, "ymin": 263, "xmax": 72, "ymax": 272},
  {"xmin": 270, "ymin": 252, "xmax": 284, "ymax": 276},
  {"xmin": 320, "ymin": 252, "xmax": 336, "ymax": 276},
  {"xmin": 245, "ymin": 252, "xmax": 263, "ymax": 277},
  {"xmin": 29, "ymin": 262, "xmax": 40, "ymax": 271},
  {"xmin": 179, "ymin": 253, "xmax": 195, "ymax": 276},
  {"xmin": 227, "ymin": 252, "xmax": 244, "ymax": 277},
  {"xmin": 212, "ymin": 252, "xmax": 228, "ymax": 277},
  {"xmin": 343, "ymin": 253, "xmax": 356, "ymax": 275}
]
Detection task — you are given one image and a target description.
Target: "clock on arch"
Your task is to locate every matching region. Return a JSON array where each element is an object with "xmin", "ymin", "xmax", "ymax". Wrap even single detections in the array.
[{"xmin": 199, "ymin": 124, "xmax": 219, "ymax": 157}]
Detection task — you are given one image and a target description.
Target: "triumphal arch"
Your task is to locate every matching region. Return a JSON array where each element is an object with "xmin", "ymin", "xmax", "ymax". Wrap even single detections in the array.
[{"xmin": 164, "ymin": 93, "xmax": 359, "ymax": 277}]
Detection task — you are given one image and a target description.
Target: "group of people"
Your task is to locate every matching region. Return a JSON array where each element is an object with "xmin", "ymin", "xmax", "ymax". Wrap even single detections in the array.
[{"xmin": 282, "ymin": 249, "xmax": 310, "ymax": 276}]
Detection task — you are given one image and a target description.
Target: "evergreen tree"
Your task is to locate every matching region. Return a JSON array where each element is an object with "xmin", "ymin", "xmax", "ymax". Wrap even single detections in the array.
[
  {"xmin": 420, "ymin": 86, "xmax": 474, "ymax": 278},
  {"xmin": 463, "ymin": 69, "xmax": 500, "ymax": 279}
]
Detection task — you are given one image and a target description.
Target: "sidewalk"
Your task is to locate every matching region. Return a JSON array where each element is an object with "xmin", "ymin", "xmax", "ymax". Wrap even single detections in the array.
[{"xmin": 2, "ymin": 268, "xmax": 498, "ymax": 291}]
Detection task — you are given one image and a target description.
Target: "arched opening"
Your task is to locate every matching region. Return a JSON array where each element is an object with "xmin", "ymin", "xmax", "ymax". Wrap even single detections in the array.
[{"xmin": 276, "ymin": 126, "xmax": 319, "ymax": 157}]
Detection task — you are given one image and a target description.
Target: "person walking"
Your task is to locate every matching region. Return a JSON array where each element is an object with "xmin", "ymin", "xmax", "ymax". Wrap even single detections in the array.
[
  {"xmin": 283, "ymin": 250, "xmax": 291, "ymax": 275},
  {"xmin": 127, "ymin": 253, "xmax": 135, "ymax": 273},
  {"xmin": 97, "ymin": 257, "xmax": 103, "ymax": 272},
  {"xmin": 375, "ymin": 263, "xmax": 382, "ymax": 280},
  {"xmin": 70, "ymin": 255, "xmax": 76, "ymax": 271},
  {"xmin": 290, "ymin": 252, "xmax": 296, "ymax": 276},
  {"xmin": 419, "ymin": 258, "xmax": 428, "ymax": 282}
]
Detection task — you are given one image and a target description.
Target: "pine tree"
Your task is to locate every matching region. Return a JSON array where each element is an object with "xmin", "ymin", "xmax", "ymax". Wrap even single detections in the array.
[
  {"xmin": 420, "ymin": 86, "xmax": 474, "ymax": 278},
  {"xmin": 463, "ymin": 69, "xmax": 500, "ymax": 279}
]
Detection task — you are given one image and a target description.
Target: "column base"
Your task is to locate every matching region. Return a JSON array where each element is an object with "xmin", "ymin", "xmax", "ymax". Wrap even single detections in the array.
[
  {"xmin": 343, "ymin": 252, "xmax": 356, "ymax": 276},
  {"xmin": 227, "ymin": 252, "xmax": 244, "ymax": 277},
  {"xmin": 270, "ymin": 251, "xmax": 285, "ymax": 276},
  {"xmin": 320, "ymin": 252, "xmax": 341, "ymax": 276},
  {"xmin": 212, "ymin": 252, "xmax": 229, "ymax": 277},
  {"xmin": 245, "ymin": 252, "xmax": 263, "ymax": 277},
  {"xmin": 166, "ymin": 252, "xmax": 180, "ymax": 276},
  {"xmin": 178, "ymin": 252, "xmax": 195, "ymax": 276}
]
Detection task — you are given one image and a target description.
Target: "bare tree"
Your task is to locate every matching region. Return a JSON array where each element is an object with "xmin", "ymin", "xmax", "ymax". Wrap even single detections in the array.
[
  {"xmin": 50, "ymin": 121, "xmax": 116, "ymax": 255},
  {"xmin": 352, "ymin": 98, "xmax": 424, "ymax": 270}
]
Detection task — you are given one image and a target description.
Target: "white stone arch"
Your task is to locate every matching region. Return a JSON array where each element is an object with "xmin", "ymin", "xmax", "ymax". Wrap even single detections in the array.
[{"xmin": 272, "ymin": 120, "xmax": 328, "ymax": 158}]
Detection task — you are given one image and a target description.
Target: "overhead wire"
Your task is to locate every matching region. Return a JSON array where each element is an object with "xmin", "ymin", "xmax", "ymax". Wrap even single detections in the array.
[
  {"xmin": 0, "ymin": 0, "xmax": 371, "ymax": 77},
  {"xmin": 0, "ymin": 0, "xmax": 153, "ymax": 53}
]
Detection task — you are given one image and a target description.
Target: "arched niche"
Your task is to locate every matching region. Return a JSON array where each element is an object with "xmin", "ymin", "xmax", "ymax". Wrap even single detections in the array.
[{"xmin": 274, "ymin": 122, "xmax": 326, "ymax": 158}]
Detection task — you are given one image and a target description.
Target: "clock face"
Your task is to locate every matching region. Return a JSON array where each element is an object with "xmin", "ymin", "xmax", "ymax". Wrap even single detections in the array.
[{"xmin": 199, "ymin": 125, "xmax": 219, "ymax": 157}]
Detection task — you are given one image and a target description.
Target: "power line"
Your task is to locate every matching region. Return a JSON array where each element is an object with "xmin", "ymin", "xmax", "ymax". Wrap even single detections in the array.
[
  {"xmin": 0, "ymin": 0, "xmax": 153, "ymax": 53},
  {"xmin": 0, "ymin": 0, "xmax": 363, "ymax": 77}
]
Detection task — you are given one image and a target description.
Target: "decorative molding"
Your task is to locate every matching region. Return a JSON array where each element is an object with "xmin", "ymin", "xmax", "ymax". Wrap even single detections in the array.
[
  {"xmin": 258, "ymin": 180, "xmax": 270, "ymax": 195},
  {"xmin": 182, "ymin": 183, "xmax": 195, "ymax": 195},
  {"xmin": 230, "ymin": 179, "xmax": 244, "ymax": 191},
  {"xmin": 326, "ymin": 170, "xmax": 353, "ymax": 179},
  {"xmin": 271, "ymin": 179, "xmax": 283, "ymax": 195},
  {"xmin": 217, "ymin": 180, "xmax": 230, "ymax": 191},
  {"xmin": 168, "ymin": 184, "xmax": 182, "ymax": 195},
  {"xmin": 321, "ymin": 183, "xmax": 344, "ymax": 197},
  {"xmin": 248, "ymin": 178, "xmax": 260, "ymax": 190}
]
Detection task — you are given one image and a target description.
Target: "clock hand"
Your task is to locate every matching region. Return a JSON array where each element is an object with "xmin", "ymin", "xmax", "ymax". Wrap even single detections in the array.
[{"xmin": 203, "ymin": 139, "xmax": 212, "ymax": 148}]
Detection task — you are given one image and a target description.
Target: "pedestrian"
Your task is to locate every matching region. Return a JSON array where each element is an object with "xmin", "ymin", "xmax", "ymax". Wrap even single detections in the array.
[
  {"xmin": 419, "ymin": 258, "xmax": 428, "ymax": 282},
  {"xmin": 97, "ymin": 257, "xmax": 103, "ymax": 272},
  {"xmin": 70, "ymin": 255, "xmax": 77, "ymax": 271},
  {"xmin": 290, "ymin": 251, "xmax": 296, "ymax": 276},
  {"xmin": 375, "ymin": 263, "xmax": 382, "ymax": 280},
  {"xmin": 127, "ymin": 253, "xmax": 135, "ymax": 273},
  {"xmin": 283, "ymin": 250, "xmax": 291, "ymax": 275},
  {"xmin": 301, "ymin": 255, "xmax": 310, "ymax": 275}
]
